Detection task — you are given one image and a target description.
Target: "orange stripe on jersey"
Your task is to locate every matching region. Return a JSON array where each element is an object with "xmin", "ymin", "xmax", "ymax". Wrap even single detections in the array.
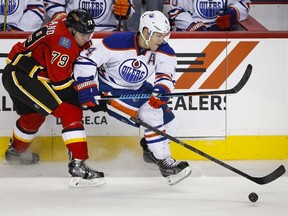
[
  {"xmin": 155, "ymin": 73, "xmax": 173, "ymax": 81},
  {"xmin": 145, "ymin": 130, "xmax": 166, "ymax": 139},
  {"xmin": 109, "ymin": 99, "xmax": 138, "ymax": 118}
]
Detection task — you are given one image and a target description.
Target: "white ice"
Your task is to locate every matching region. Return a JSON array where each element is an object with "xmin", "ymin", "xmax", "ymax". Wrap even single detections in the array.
[{"xmin": 0, "ymin": 152, "xmax": 287, "ymax": 216}]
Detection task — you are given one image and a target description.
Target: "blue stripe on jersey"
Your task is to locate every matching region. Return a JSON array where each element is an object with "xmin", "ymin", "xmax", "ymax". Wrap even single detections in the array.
[
  {"xmin": 74, "ymin": 61, "xmax": 95, "ymax": 66},
  {"xmin": 98, "ymin": 72, "xmax": 117, "ymax": 85},
  {"xmin": 103, "ymin": 32, "xmax": 135, "ymax": 49},
  {"xmin": 157, "ymin": 43, "xmax": 176, "ymax": 56},
  {"xmin": 103, "ymin": 32, "xmax": 175, "ymax": 56}
]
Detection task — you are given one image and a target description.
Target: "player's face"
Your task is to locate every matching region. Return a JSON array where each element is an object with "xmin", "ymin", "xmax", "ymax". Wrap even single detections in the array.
[
  {"xmin": 148, "ymin": 32, "xmax": 170, "ymax": 51},
  {"xmin": 74, "ymin": 32, "xmax": 93, "ymax": 46}
]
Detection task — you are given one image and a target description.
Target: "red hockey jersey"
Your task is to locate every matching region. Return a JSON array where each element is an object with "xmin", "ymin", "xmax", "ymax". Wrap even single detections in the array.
[{"xmin": 7, "ymin": 17, "xmax": 91, "ymax": 90}]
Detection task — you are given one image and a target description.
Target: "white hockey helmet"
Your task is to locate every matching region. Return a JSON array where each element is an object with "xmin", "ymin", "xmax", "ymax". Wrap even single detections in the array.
[{"xmin": 139, "ymin": 10, "xmax": 171, "ymax": 46}]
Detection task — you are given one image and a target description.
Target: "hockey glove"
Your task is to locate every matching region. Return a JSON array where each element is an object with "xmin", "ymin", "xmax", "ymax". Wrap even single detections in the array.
[
  {"xmin": 73, "ymin": 76, "xmax": 99, "ymax": 107},
  {"xmin": 187, "ymin": 21, "xmax": 207, "ymax": 31},
  {"xmin": 215, "ymin": 6, "xmax": 239, "ymax": 30},
  {"xmin": 149, "ymin": 85, "xmax": 170, "ymax": 109},
  {"xmin": 89, "ymin": 100, "xmax": 108, "ymax": 112},
  {"xmin": 0, "ymin": 23, "xmax": 11, "ymax": 31},
  {"xmin": 113, "ymin": 0, "xmax": 132, "ymax": 20},
  {"xmin": 0, "ymin": 23, "xmax": 21, "ymax": 32}
]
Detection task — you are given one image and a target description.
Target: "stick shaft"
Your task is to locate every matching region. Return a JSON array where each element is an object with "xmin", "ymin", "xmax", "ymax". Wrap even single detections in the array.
[
  {"xmin": 3, "ymin": 0, "xmax": 9, "ymax": 31},
  {"xmin": 98, "ymin": 64, "xmax": 252, "ymax": 100},
  {"xmin": 107, "ymin": 104, "xmax": 285, "ymax": 185}
]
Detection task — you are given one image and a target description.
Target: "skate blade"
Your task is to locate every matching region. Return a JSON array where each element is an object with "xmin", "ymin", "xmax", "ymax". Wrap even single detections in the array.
[
  {"xmin": 166, "ymin": 167, "xmax": 192, "ymax": 186},
  {"xmin": 69, "ymin": 177, "xmax": 106, "ymax": 188}
]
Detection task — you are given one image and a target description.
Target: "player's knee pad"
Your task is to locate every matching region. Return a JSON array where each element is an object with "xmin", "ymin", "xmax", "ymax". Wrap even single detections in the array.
[
  {"xmin": 164, "ymin": 117, "xmax": 179, "ymax": 137},
  {"xmin": 51, "ymin": 102, "xmax": 83, "ymax": 128},
  {"xmin": 148, "ymin": 139, "xmax": 171, "ymax": 160},
  {"xmin": 18, "ymin": 113, "xmax": 46, "ymax": 132},
  {"xmin": 138, "ymin": 102, "xmax": 164, "ymax": 126}
]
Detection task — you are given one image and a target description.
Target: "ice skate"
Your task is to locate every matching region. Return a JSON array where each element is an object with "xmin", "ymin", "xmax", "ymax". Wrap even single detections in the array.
[
  {"xmin": 139, "ymin": 138, "xmax": 159, "ymax": 164},
  {"xmin": 68, "ymin": 159, "xmax": 105, "ymax": 188},
  {"xmin": 157, "ymin": 157, "xmax": 192, "ymax": 185},
  {"xmin": 5, "ymin": 139, "xmax": 40, "ymax": 165}
]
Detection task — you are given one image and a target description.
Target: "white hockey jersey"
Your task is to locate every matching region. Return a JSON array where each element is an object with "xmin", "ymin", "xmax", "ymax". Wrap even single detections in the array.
[
  {"xmin": 74, "ymin": 32, "xmax": 178, "ymax": 151},
  {"xmin": 73, "ymin": 32, "xmax": 177, "ymax": 92},
  {"xmin": 0, "ymin": 0, "xmax": 44, "ymax": 31},
  {"xmin": 44, "ymin": 0, "xmax": 134, "ymax": 31},
  {"xmin": 169, "ymin": 0, "xmax": 251, "ymax": 31}
]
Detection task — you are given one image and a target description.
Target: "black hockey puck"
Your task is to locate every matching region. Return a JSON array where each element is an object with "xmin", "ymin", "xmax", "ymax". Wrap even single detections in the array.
[{"xmin": 248, "ymin": 192, "xmax": 258, "ymax": 203}]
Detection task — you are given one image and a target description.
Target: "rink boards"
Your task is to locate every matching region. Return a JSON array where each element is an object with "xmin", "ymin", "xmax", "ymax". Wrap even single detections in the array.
[{"xmin": 0, "ymin": 32, "xmax": 288, "ymax": 161}]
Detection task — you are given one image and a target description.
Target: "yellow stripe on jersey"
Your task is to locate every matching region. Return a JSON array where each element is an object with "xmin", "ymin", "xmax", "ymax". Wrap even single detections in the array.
[
  {"xmin": 13, "ymin": 131, "xmax": 35, "ymax": 143},
  {"xmin": 51, "ymin": 79, "xmax": 74, "ymax": 90},
  {"xmin": 12, "ymin": 71, "xmax": 53, "ymax": 114},
  {"xmin": 11, "ymin": 53, "xmax": 25, "ymax": 66},
  {"xmin": 38, "ymin": 77, "xmax": 62, "ymax": 104},
  {"xmin": 62, "ymin": 130, "xmax": 87, "ymax": 145},
  {"xmin": 29, "ymin": 65, "xmax": 41, "ymax": 78},
  {"xmin": 63, "ymin": 137, "xmax": 87, "ymax": 145},
  {"xmin": 11, "ymin": 52, "xmax": 32, "ymax": 65}
]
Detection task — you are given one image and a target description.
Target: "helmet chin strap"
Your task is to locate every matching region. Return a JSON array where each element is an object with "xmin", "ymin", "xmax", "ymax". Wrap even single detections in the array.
[
  {"xmin": 71, "ymin": 28, "xmax": 76, "ymax": 36},
  {"xmin": 140, "ymin": 30, "xmax": 152, "ymax": 48}
]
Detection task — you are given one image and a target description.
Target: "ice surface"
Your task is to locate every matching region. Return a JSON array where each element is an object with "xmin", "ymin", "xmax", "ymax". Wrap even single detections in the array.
[{"xmin": 0, "ymin": 152, "xmax": 287, "ymax": 216}]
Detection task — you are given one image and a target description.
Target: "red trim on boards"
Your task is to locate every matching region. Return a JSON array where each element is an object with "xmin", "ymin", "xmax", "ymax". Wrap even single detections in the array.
[{"xmin": 0, "ymin": 31, "xmax": 287, "ymax": 40}]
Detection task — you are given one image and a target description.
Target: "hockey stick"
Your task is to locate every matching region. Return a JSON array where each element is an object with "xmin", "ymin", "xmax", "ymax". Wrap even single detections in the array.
[
  {"xmin": 99, "ymin": 64, "xmax": 252, "ymax": 100},
  {"xmin": 118, "ymin": 16, "xmax": 122, "ymax": 31},
  {"xmin": 3, "ymin": 0, "xmax": 9, "ymax": 31},
  {"xmin": 224, "ymin": 0, "xmax": 228, "ymax": 11},
  {"xmin": 107, "ymin": 105, "xmax": 286, "ymax": 185}
]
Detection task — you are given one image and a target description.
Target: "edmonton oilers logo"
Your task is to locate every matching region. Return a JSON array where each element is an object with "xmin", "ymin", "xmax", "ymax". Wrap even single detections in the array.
[
  {"xmin": 195, "ymin": 0, "xmax": 224, "ymax": 19},
  {"xmin": 0, "ymin": 0, "xmax": 19, "ymax": 15},
  {"xmin": 119, "ymin": 58, "xmax": 148, "ymax": 83},
  {"xmin": 79, "ymin": 0, "xmax": 106, "ymax": 19}
]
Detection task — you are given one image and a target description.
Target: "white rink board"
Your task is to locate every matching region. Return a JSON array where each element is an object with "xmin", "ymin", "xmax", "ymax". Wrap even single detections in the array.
[{"xmin": 0, "ymin": 36, "xmax": 288, "ymax": 137}]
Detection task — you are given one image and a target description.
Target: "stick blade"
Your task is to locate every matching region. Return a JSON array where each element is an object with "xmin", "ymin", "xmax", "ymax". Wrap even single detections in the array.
[
  {"xmin": 249, "ymin": 165, "xmax": 286, "ymax": 185},
  {"xmin": 227, "ymin": 64, "xmax": 253, "ymax": 94},
  {"xmin": 230, "ymin": 64, "xmax": 253, "ymax": 93}
]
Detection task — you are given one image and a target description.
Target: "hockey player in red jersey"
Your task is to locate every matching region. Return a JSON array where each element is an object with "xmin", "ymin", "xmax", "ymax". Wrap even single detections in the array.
[{"xmin": 2, "ymin": 9, "xmax": 105, "ymax": 187}]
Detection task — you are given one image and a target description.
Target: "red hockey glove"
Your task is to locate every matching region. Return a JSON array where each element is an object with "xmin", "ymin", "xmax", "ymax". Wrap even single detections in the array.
[
  {"xmin": 148, "ymin": 85, "xmax": 170, "ymax": 109},
  {"xmin": 73, "ymin": 76, "xmax": 99, "ymax": 107},
  {"xmin": 215, "ymin": 6, "xmax": 239, "ymax": 30},
  {"xmin": 187, "ymin": 21, "xmax": 207, "ymax": 31},
  {"xmin": 113, "ymin": 0, "xmax": 132, "ymax": 20}
]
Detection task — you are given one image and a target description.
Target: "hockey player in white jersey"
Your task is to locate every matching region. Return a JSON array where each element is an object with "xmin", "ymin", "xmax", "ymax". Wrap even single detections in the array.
[
  {"xmin": 169, "ymin": 0, "xmax": 251, "ymax": 31},
  {"xmin": 44, "ymin": 0, "xmax": 135, "ymax": 31},
  {"xmin": 0, "ymin": 0, "xmax": 44, "ymax": 31},
  {"xmin": 72, "ymin": 10, "xmax": 192, "ymax": 185}
]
